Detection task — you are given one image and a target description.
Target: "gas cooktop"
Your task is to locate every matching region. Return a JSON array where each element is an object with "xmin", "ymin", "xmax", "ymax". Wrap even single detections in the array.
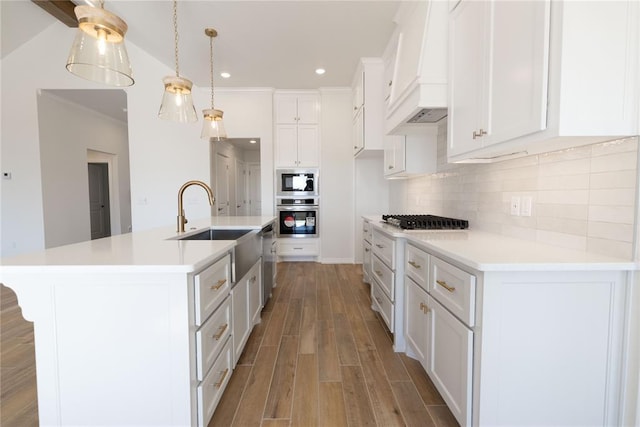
[{"xmin": 382, "ymin": 214, "xmax": 469, "ymax": 230}]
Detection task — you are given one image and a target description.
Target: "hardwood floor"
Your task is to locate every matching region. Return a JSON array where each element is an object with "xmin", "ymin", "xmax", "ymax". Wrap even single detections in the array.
[
  {"xmin": 0, "ymin": 263, "xmax": 457, "ymax": 427},
  {"xmin": 0, "ymin": 284, "xmax": 39, "ymax": 427},
  {"xmin": 209, "ymin": 263, "xmax": 458, "ymax": 427}
]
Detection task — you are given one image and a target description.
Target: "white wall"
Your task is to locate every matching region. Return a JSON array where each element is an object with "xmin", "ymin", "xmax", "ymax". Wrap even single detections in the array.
[
  {"xmin": 37, "ymin": 91, "xmax": 130, "ymax": 248},
  {"xmin": 320, "ymin": 88, "xmax": 354, "ymax": 263},
  {"xmin": 353, "ymin": 155, "xmax": 390, "ymax": 263},
  {"xmin": 209, "ymin": 88, "xmax": 274, "ymax": 216},
  {"xmin": 0, "ymin": 23, "xmax": 256, "ymax": 257}
]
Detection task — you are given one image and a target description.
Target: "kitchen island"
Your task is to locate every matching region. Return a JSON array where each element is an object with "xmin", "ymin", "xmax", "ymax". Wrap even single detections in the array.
[
  {"xmin": 362, "ymin": 215, "xmax": 639, "ymax": 426},
  {"xmin": 0, "ymin": 216, "xmax": 276, "ymax": 427}
]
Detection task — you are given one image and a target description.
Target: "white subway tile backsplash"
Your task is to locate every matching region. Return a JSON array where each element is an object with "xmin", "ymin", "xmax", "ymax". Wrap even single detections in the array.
[
  {"xmin": 589, "ymin": 188, "xmax": 636, "ymax": 206},
  {"xmin": 538, "ymin": 189, "xmax": 590, "ymax": 205},
  {"xmin": 588, "ymin": 221, "xmax": 634, "ymax": 243},
  {"xmin": 402, "ymin": 136, "xmax": 638, "ymax": 259}
]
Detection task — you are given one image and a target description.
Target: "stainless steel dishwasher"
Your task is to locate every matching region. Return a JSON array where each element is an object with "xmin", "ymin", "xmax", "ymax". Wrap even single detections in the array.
[{"xmin": 261, "ymin": 224, "xmax": 276, "ymax": 304}]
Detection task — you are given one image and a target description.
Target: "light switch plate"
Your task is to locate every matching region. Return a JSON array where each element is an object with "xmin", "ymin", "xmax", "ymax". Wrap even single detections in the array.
[{"xmin": 521, "ymin": 196, "xmax": 532, "ymax": 217}]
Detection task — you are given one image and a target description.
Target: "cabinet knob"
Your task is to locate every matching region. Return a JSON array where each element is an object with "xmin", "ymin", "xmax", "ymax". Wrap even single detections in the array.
[
  {"xmin": 420, "ymin": 302, "xmax": 430, "ymax": 314},
  {"xmin": 354, "ymin": 106, "xmax": 358, "ymax": 111},
  {"xmin": 388, "ymin": 165, "xmax": 393, "ymax": 170},
  {"xmin": 388, "ymin": 80, "xmax": 392, "ymax": 87},
  {"xmin": 473, "ymin": 129, "xmax": 488, "ymax": 139}
]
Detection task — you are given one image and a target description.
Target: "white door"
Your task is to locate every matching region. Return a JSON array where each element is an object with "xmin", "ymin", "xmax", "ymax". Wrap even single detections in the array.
[
  {"xmin": 235, "ymin": 159, "xmax": 248, "ymax": 216},
  {"xmin": 88, "ymin": 163, "xmax": 111, "ymax": 239},
  {"xmin": 247, "ymin": 164, "xmax": 261, "ymax": 215},
  {"xmin": 215, "ymin": 153, "xmax": 231, "ymax": 216}
]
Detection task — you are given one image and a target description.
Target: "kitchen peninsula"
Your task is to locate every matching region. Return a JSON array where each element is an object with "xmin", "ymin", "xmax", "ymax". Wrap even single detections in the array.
[{"xmin": 0, "ymin": 216, "xmax": 276, "ymax": 427}]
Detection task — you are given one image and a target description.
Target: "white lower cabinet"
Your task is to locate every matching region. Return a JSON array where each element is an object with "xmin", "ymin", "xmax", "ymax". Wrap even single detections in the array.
[
  {"xmin": 404, "ymin": 276, "xmax": 429, "ymax": 368},
  {"xmin": 362, "ymin": 239, "xmax": 372, "ymax": 283},
  {"xmin": 197, "ymin": 337, "xmax": 233, "ymax": 427},
  {"xmin": 426, "ymin": 295, "xmax": 473, "ymax": 426},
  {"xmin": 278, "ymin": 238, "xmax": 319, "ymax": 257},
  {"xmin": 232, "ymin": 259, "xmax": 261, "ymax": 365},
  {"xmin": 248, "ymin": 261, "xmax": 262, "ymax": 327},
  {"xmin": 196, "ymin": 296, "xmax": 232, "ymax": 381}
]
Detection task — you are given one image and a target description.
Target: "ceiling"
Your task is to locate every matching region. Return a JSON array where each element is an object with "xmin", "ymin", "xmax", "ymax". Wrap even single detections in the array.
[{"xmin": 2, "ymin": 0, "xmax": 402, "ymax": 89}]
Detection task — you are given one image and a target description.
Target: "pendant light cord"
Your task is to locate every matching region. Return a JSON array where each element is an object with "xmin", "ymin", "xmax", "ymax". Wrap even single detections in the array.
[
  {"xmin": 173, "ymin": 0, "xmax": 180, "ymax": 77},
  {"xmin": 209, "ymin": 35, "xmax": 215, "ymax": 109}
]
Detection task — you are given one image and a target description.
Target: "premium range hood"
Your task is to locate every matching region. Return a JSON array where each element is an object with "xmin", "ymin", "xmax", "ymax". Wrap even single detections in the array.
[{"xmin": 385, "ymin": 0, "xmax": 448, "ymax": 135}]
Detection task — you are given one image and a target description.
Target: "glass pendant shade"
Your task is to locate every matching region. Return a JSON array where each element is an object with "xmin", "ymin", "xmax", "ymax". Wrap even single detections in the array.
[
  {"xmin": 201, "ymin": 109, "xmax": 227, "ymax": 141},
  {"xmin": 66, "ymin": 5, "xmax": 134, "ymax": 87},
  {"xmin": 158, "ymin": 76, "xmax": 198, "ymax": 123}
]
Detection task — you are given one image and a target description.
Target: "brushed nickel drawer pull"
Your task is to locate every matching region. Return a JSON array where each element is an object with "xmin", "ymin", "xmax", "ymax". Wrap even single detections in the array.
[
  {"xmin": 375, "ymin": 244, "xmax": 384, "ymax": 249},
  {"xmin": 212, "ymin": 323, "xmax": 228, "ymax": 340},
  {"xmin": 214, "ymin": 368, "xmax": 229, "ymax": 388},
  {"xmin": 408, "ymin": 260, "xmax": 421, "ymax": 269},
  {"xmin": 436, "ymin": 279, "xmax": 455, "ymax": 293},
  {"xmin": 210, "ymin": 278, "xmax": 227, "ymax": 290},
  {"xmin": 419, "ymin": 302, "xmax": 430, "ymax": 314}
]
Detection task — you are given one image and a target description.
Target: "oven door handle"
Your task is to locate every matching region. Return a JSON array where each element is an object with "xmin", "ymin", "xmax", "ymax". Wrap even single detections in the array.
[{"xmin": 277, "ymin": 206, "xmax": 319, "ymax": 211}]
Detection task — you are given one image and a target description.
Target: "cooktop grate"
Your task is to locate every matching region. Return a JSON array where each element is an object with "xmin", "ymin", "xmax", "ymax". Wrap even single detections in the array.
[{"xmin": 382, "ymin": 214, "xmax": 469, "ymax": 230}]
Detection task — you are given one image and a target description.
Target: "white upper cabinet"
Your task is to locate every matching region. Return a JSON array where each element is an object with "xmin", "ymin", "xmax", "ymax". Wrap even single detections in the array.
[
  {"xmin": 352, "ymin": 58, "xmax": 385, "ymax": 156},
  {"xmin": 383, "ymin": 130, "xmax": 437, "ymax": 178},
  {"xmin": 275, "ymin": 93, "xmax": 319, "ymax": 125},
  {"xmin": 274, "ymin": 92, "xmax": 320, "ymax": 167},
  {"xmin": 448, "ymin": 0, "xmax": 640, "ymax": 162},
  {"xmin": 448, "ymin": 0, "xmax": 550, "ymax": 159}
]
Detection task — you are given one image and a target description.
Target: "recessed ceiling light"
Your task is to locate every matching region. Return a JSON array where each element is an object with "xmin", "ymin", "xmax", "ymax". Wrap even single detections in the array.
[
  {"xmin": 249, "ymin": 140, "xmax": 257, "ymax": 144},
  {"xmin": 315, "ymin": 68, "xmax": 326, "ymax": 75},
  {"xmin": 220, "ymin": 72, "xmax": 231, "ymax": 78}
]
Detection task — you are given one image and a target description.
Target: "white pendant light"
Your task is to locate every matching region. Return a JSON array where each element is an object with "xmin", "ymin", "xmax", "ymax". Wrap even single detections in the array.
[
  {"xmin": 158, "ymin": 0, "xmax": 197, "ymax": 123},
  {"xmin": 66, "ymin": 1, "xmax": 134, "ymax": 87},
  {"xmin": 201, "ymin": 28, "xmax": 227, "ymax": 141}
]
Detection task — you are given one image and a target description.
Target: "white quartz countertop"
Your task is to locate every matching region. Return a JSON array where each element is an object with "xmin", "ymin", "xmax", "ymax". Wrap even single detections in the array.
[
  {"xmin": 0, "ymin": 216, "xmax": 276, "ymax": 274},
  {"xmin": 363, "ymin": 216, "xmax": 637, "ymax": 272}
]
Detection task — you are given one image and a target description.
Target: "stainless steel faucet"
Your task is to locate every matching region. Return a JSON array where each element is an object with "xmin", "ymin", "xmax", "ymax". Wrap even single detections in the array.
[{"xmin": 177, "ymin": 180, "xmax": 215, "ymax": 232}]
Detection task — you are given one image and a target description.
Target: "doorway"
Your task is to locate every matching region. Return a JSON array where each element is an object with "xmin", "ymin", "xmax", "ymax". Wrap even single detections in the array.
[{"xmin": 88, "ymin": 163, "xmax": 111, "ymax": 239}]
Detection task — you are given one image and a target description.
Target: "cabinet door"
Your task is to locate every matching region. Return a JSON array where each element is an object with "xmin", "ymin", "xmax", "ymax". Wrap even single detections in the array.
[
  {"xmin": 248, "ymin": 261, "xmax": 262, "ymax": 326},
  {"xmin": 384, "ymin": 135, "xmax": 405, "ymax": 176},
  {"xmin": 448, "ymin": 0, "xmax": 488, "ymax": 157},
  {"xmin": 235, "ymin": 159, "xmax": 247, "ymax": 216},
  {"xmin": 275, "ymin": 125, "xmax": 299, "ymax": 167},
  {"xmin": 362, "ymin": 239, "xmax": 372, "ymax": 283},
  {"xmin": 275, "ymin": 96, "xmax": 299, "ymax": 124},
  {"xmin": 296, "ymin": 95, "xmax": 319, "ymax": 124},
  {"xmin": 352, "ymin": 69, "xmax": 364, "ymax": 116},
  {"xmin": 296, "ymin": 125, "xmax": 319, "ymax": 167},
  {"xmin": 427, "ymin": 296, "xmax": 472, "ymax": 427},
  {"xmin": 353, "ymin": 107, "xmax": 364, "ymax": 154},
  {"xmin": 484, "ymin": 0, "xmax": 550, "ymax": 146},
  {"xmin": 231, "ymin": 278, "xmax": 250, "ymax": 365},
  {"xmin": 405, "ymin": 276, "xmax": 429, "ymax": 369}
]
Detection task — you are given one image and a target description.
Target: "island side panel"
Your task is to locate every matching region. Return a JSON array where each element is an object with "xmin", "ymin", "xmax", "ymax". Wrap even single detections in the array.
[
  {"xmin": 3, "ymin": 271, "xmax": 195, "ymax": 426},
  {"xmin": 475, "ymin": 270, "xmax": 628, "ymax": 426}
]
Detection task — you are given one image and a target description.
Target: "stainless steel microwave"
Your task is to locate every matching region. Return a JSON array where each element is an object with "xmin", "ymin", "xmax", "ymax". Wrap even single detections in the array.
[{"xmin": 276, "ymin": 168, "xmax": 319, "ymax": 197}]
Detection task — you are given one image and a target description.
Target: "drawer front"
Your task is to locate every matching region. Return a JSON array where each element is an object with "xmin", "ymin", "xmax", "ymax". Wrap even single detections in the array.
[
  {"xmin": 405, "ymin": 244, "xmax": 429, "ymax": 291},
  {"xmin": 429, "ymin": 256, "xmax": 476, "ymax": 327},
  {"xmin": 278, "ymin": 239, "xmax": 319, "ymax": 256},
  {"xmin": 372, "ymin": 255, "xmax": 395, "ymax": 301},
  {"xmin": 197, "ymin": 337, "xmax": 233, "ymax": 427},
  {"xmin": 195, "ymin": 254, "xmax": 231, "ymax": 326},
  {"xmin": 372, "ymin": 281, "xmax": 394, "ymax": 332},
  {"xmin": 372, "ymin": 230, "xmax": 395, "ymax": 269},
  {"xmin": 363, "ymin": 220, "xmax": 373, "ymax": 243},
  {"xmin": 196, "ymin": 295, "xmax": 231, "ymax": 381}
]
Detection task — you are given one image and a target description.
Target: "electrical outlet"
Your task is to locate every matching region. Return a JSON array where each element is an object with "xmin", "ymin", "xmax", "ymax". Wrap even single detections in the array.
[
  {"xmin": 521, "ymin": 196, "xmax": 533, "ymax": 217},
  {"xmin": 510, "ymin": 196, "xmax": 521, "ymax": 216}
]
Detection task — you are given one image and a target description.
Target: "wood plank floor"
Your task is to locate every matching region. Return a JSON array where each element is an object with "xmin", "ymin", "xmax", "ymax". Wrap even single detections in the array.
[
  {"xmin": 0, "ymin": 263, "xmax": 457, "ymax": 427},
  {"xmin": 209, "ymin": 263, "xmax": 458, "ymax": 427}
]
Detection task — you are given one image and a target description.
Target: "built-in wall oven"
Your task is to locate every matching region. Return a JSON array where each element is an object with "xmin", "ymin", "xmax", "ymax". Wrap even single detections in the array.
[
  {"xmin": 276, "ymin": 198, "xmax": 319, "ymax": 238},
  {"xmin": 276, "ymin": 168, "xmax": 319, "ymax": 198}
]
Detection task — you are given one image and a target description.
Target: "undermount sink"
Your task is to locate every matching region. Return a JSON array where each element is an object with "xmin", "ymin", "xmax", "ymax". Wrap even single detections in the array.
[{"xmin": 178, "ymin": 229, "xmax": 252, "ymax": 241}]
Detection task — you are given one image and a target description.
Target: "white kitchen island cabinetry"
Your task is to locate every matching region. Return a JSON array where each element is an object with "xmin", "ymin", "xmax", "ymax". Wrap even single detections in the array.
[
  {"xmin": 274, "ymin": 92, "xmax": 320, "ymax": 168},
  {"xmin": 0, "ymin": 216, "xmax": 277, "ymax": 427},
  {"xmin": 448, "ymin": 0, "xmax": 640, "ymax": 162},
  {"xmin": 232, "ymin": 258, "xmax": 262, "ymax": 365},
  {"xmin": 364, "ymin": 217, "xmax": 637, "ymax": 426}
]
